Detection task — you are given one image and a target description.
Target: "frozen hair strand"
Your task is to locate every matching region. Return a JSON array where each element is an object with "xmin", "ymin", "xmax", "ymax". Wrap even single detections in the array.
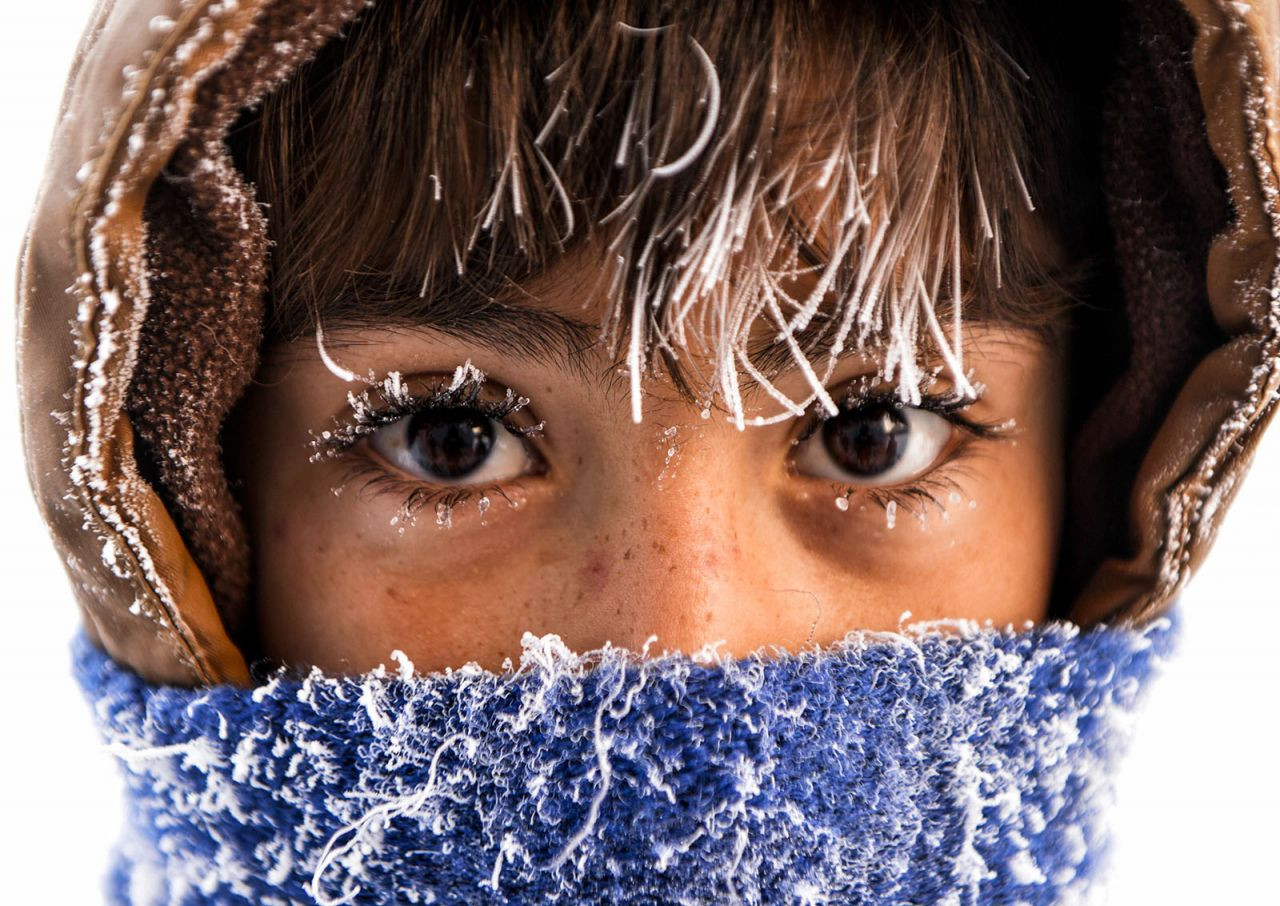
[{"xmin": 227, "ymin": 0, "xmax": 1104, "ymax": 423}]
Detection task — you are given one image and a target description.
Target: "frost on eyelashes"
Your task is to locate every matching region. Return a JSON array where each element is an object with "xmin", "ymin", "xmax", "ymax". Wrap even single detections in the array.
[
  {"xmin": 308, "ymin": 359, "xmax": 496, "ymax": 464},
  {"xmin": 307, "ymin": 359, "xmax": 535, "ymax": 530}
]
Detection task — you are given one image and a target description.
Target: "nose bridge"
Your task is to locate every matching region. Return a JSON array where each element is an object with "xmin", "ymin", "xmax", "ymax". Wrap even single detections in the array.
[
  {"xmin": 597, "ymin": 427, "xmax": 781, "ymax": 652},
  {"xmin": 623, "ymin": 415, "xmax": 743, "ymax": 561}
]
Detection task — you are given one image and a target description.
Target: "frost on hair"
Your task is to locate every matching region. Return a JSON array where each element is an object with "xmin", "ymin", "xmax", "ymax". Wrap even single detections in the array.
[{"xmin": 229, "ymin": 0, "xmax": 1100, "ymax": 427}]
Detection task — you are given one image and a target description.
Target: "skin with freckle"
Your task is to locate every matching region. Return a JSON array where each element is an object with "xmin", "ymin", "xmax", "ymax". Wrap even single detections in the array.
[{"xmin": 230, "ymin": 252, "xmax": 1069, "ymax": 674}]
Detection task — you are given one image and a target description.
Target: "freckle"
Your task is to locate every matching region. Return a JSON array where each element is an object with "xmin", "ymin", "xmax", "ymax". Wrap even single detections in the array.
[
  {"xmin": 652, "ymin": 541, "xmax": 666, "ymax": 553},
  {"xmin": 703, "ymin": 611, "xmax": 712, "ymax": 625},
  {"xmin": 623, "ymin": 547, "xmax": 634, "ymax": 560},
  {"xmin": 577, "ymin": 455, "xmax": 584, "ymax": 466},
  {"xmin": 669, "ymin": 564, "xmax": 677, "ymax": 573},
  {"xmin": 615, "ymin": 606, "xmax": 623, "ymax": 616}
]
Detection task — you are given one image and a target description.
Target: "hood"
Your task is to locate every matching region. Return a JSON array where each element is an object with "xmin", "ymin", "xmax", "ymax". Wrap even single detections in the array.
[{"xmin": 15, "ymin": 0, "xmax": 1280, "ymax": 686}]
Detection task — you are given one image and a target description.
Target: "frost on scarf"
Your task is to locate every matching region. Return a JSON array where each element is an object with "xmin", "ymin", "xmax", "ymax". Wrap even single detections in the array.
[{"xmin": 74, "ymin": 610, "xmax": 1179, "ymax": 905}]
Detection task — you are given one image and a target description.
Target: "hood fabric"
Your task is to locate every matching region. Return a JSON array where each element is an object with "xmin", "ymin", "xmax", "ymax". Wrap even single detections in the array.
[{"xmin": 76, "ymin": 612, "xmax": 1178, "ymax": 905}]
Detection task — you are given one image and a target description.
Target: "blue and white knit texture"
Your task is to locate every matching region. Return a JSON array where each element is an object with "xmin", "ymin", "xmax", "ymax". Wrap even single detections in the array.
[{"xmin": 74, "ymin": 610, "xmax": 1180, "ymax": 905}]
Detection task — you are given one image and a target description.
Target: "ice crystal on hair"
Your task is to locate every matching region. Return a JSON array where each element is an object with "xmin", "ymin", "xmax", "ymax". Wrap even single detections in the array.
[
  {"xmin": 249, "ymin": 2, "xmax": 1082, "ymax": 435},
  {"xmin": 438, "ymin": 17, "xmax": 1034, "ymax": 426},
  {"xmin": 314, "ymin": 322, "xmax": 362, "ymax": 383}
]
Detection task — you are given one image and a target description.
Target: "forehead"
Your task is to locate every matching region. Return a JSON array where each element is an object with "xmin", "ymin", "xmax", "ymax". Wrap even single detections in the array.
[{"xmin": 499, "ymin": 201, "xmax": 1070, "ymax": 360}]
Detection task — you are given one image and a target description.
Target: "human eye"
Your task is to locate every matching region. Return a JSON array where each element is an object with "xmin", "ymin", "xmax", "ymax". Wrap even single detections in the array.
[
  {"xmin": 367, "ymin": 402, "xmax": 538, "ymax": 485},
  {"xmin": 309, "ymin": 361, "xmax": 547, "ymax": 527},
  {"xmin": 789, "ymin": 379, "xmax": 1012, "ymax": 523}
]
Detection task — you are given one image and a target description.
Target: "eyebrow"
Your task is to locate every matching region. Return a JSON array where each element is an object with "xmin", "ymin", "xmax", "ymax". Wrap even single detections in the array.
[
  {"xmin": 318, "ymin": 258, "xmax": 1079, "ymax": 406},
  {"xmin": 323, "ymin": 276, "xmax": 844, "ymax": 391},
  {"xmin": 321, "ymin": 274, "xmax": 608, "ymax": 382}
]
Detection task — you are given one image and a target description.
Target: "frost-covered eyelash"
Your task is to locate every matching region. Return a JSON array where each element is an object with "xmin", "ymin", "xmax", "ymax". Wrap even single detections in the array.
[
  {"xmin": 308, "ymin": 365, "xmax": 545, "ymax": 464},
  {"xmin": 835, "ymin": 453, "xmax": 986, "ymax": 525},
  {"xmin": 792, "ymin": 380, "xmax": 1009, "ymax": 447},
  {"xmin": 331, "ymin": 458, "xmax": 517, "ymax": 531}
]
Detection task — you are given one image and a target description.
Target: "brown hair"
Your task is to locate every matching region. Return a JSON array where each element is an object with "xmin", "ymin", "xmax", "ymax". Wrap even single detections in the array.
[{"xmin": 228, "ymin": 0, "xmax": 1108, "ymax": 416}]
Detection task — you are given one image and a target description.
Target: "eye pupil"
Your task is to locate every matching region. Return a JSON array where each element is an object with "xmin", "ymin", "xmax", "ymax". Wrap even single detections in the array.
[
  {"xmin": 406, "ymin": 409, "xmax": 495, "ymax": 479},
  {"xmin": 822, "ymin": 403, "xmax": 908, "ymax": 476}
]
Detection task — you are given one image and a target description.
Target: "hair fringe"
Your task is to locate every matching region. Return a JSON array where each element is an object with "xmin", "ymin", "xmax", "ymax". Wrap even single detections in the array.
[{"xmin": 229, "ymin": 0, "xmax": 1102, "ymax": 425}]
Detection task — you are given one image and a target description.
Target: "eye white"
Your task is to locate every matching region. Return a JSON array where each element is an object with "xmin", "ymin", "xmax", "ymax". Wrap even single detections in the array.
[
  {"xmin": 368, "ymin": 411, "xmax": 534, "ymax": 485},
  {"xmin": 793, "ymin": 404, "xmax": 953, "ymax": 486}
]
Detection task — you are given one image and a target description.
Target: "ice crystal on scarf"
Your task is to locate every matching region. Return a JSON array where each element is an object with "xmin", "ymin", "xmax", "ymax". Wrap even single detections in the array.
[{"xmin": 76, "ymin": 610, "xmax": 1179, "ymax": 905}]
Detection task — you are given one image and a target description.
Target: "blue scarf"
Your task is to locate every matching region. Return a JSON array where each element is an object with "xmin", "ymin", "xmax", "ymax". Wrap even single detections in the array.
[{"xmin": 74, "ymin": 610, "xmax": 1179, "ymax": 905}]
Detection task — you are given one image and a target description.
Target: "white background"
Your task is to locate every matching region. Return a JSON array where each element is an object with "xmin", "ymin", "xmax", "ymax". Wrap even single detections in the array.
[{"xmin": 1, "ymin": 3, "xmax": 1277, "ymax": 902}]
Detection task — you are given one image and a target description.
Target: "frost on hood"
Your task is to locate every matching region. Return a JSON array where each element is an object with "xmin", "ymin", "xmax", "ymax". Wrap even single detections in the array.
[
  {"xmin": 60, "ymin": 0, "xmax": 268, "ymax": 643},
  {"xmin": 77, "ymin": 611, "xmax": 1179, "ymax": 905}
]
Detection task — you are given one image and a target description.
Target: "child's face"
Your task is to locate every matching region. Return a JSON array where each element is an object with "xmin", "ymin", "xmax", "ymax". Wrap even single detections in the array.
[{"xmin": 232, "ymin": 210, "xmax": 1070, "ymax": 674}]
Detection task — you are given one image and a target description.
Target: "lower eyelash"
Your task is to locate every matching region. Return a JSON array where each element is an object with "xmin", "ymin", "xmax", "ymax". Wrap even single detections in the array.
[
  {"xmin": 831, "ymin": 442, "xmax": 987, "ymax": 520},
  {"xmin": 331, "ymin": 458, "xmax": 513, "ymax": 528}
]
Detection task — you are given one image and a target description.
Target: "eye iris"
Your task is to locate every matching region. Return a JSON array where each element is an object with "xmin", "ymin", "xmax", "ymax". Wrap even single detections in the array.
[
  {"xmin": 405, "ymin": 409, "xmax": 495, "ymax": 479},
  {"xmin": 822, "ymin": 403, "xmax": 909, "ymax": 476}
]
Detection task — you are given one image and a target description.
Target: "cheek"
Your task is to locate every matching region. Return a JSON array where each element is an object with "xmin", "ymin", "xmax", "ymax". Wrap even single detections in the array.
[
  {"xmin": 251, "ymin": 478, "xmax": 583, "ymax": 673},
  {"xmin": 902, "ymin": 423, "xmax": 1062, "ymax": 626}
]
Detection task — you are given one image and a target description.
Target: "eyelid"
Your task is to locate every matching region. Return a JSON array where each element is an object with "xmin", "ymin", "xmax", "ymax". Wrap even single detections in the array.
[{"xmin": 792, "ymin": 380, "xmax": 1001, "ymax": 447}]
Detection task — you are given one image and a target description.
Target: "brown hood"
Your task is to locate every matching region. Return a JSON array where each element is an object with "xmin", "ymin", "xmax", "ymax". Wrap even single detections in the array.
[{"xmin": 15, "ymin": 0, "xmax": 1280, "ymax": 686}]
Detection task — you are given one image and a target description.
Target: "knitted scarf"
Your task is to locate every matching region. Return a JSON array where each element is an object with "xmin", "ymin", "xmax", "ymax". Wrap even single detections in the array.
[{"xmin": 73, "ymin": 609, "xmax": 1179, "ymax": 905}]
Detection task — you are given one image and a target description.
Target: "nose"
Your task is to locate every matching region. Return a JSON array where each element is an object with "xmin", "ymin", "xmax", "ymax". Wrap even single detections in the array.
[{"xmin": 568, "ymin": 426, "xmax": 823, "ymax": 657}]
